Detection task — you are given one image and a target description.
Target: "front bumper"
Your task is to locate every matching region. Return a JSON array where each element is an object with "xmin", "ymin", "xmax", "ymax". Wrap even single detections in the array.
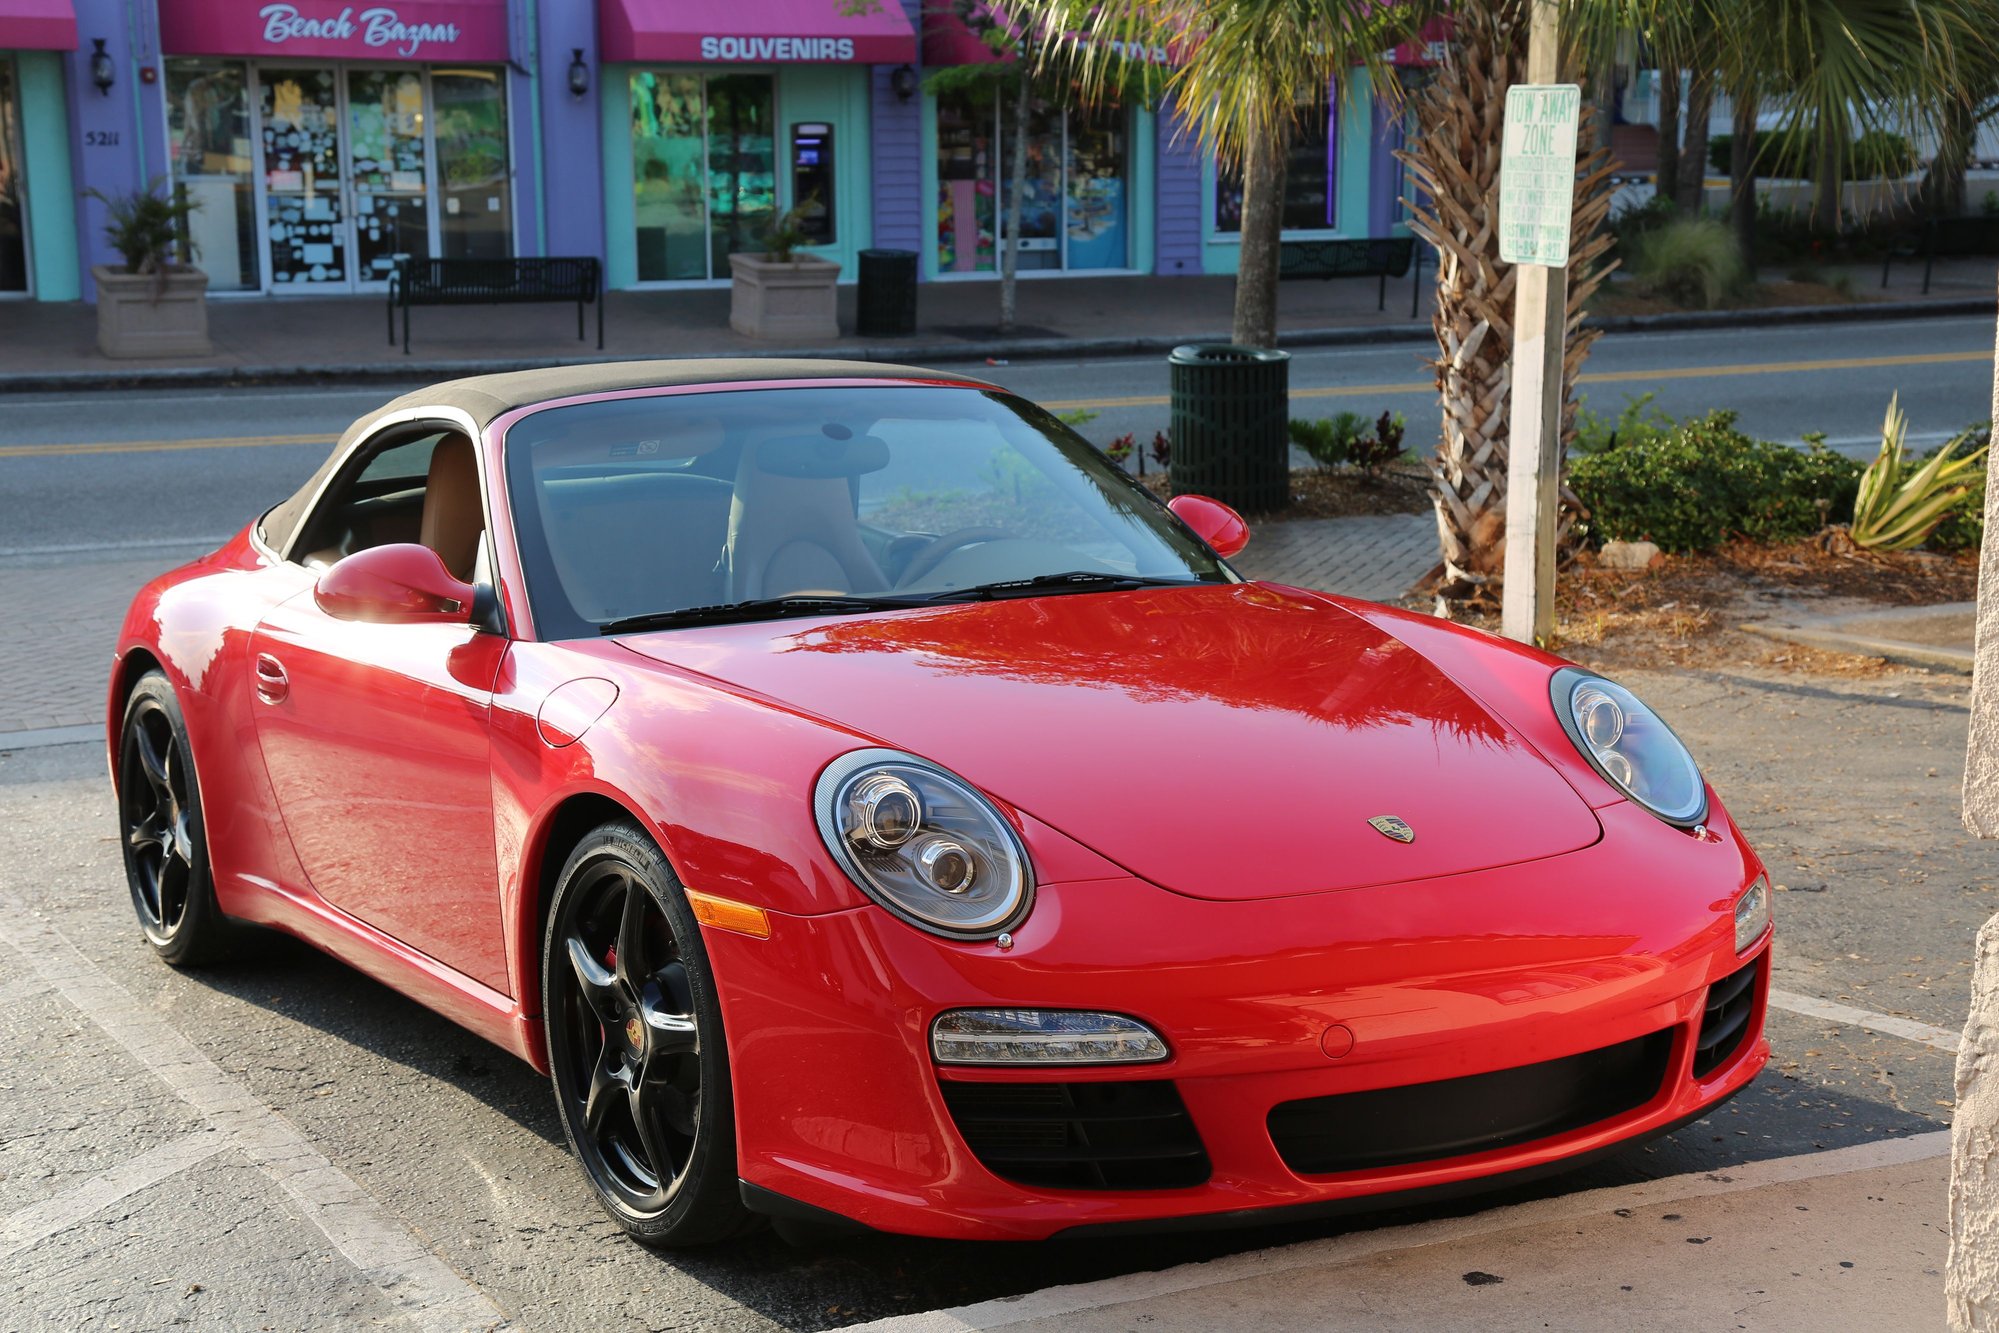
[{"xmin": 704, "ymin": 801, "xmax": 1771, "ymax": 1241}]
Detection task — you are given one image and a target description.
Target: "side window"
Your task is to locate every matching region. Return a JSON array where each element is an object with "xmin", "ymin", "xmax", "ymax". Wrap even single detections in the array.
[
  {"xmin": 298, "ymin": 429, "xmax": 451, "ymax": 569},
  {"xmin": 354, "ymin": 436, "xmax": 441, "ymax": 487}
]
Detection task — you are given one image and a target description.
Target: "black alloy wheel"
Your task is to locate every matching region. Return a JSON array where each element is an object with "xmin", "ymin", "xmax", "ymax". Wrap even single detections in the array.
[
  {"xmin": 118, "ymin": 671, "xmax": 234, "ymax": 965},
  {"xmin": 542, "ymin": 820, "xmax": 755, "ymax": 1245}
]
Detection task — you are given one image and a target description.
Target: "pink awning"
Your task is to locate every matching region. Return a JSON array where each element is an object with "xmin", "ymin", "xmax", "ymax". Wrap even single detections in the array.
[
  {"xmin": 157, "ymin": 0, "xmax": 509, "ymax": 62},
  {"xmin": 600, "ymin": 0, "xmax": 916, "ymax": 65},
  {"xmin": 0, "ymin": 0, "xmax": 76, "ymax": 50}
]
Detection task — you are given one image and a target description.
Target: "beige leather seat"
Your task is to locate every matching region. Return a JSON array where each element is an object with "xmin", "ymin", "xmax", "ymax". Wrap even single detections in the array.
[
  {"xmin": 421, "ymin": 433, "xmax": 484, "ymax": 582},
  {"xmin": 724, "ymin": 435, "xmax": 889, "ymax": 600}
]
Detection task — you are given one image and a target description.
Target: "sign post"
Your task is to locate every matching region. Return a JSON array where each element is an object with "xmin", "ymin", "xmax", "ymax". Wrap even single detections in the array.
[{"xmin": 1497, "ymin": 0, "xmax": 1577, "ymax": 645}]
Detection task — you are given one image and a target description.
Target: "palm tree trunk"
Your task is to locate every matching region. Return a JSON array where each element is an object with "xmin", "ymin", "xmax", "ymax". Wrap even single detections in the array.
[
  {"xmin": 1730, "ymin": 88, "xmax": 1759, "ymax": 279},
  {"xmin": 1676, "ymin": 68, "xmax": 1713, "ymax": 214},
  {"xmin": 1231, "ymin": 122, "xmax": 1289, "ymax": 348},
  {"xmin": 1813, "ymin": 113, "xmax": 1843, "ymax": 233},
  {"xmin": 999, "ymin": 79, "xmax": 1030, "ymax": 335},
  {"xmin": 1921, "ymin": 97, "xmax": 1975, "ymax": 219},
  {"xmin": 1655, "ymin": 66, "xmax": 1681, "ymax": 210}
]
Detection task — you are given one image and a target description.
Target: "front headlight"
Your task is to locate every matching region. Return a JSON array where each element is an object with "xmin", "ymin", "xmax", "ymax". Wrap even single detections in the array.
[
  {"xmin": 813, "ymin": 749, "xmax": 1034, "ymax": 938},
  {"xmin": 1551, "ymin": 668, "xmax": 1707, "ymax": 827}
]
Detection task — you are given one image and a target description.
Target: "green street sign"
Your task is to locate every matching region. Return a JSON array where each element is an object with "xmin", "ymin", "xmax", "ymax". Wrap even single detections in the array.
[{"xmin": 1499, "ymin": 83, "xmax": 1582, "ymax": 268}]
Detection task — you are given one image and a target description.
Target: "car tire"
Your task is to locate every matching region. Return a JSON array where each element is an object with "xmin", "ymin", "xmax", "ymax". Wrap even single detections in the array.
[
  {"xmin": 542, "ymin": 819, "xmax": 760, "ymax": 1247},
  {"xmin": 117, "ymin": 670, "xmax": 237, "ymax": 967}
]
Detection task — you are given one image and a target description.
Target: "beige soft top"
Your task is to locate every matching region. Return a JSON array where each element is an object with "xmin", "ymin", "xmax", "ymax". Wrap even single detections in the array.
[{"xmin": 261, "ymin": 358, "xmax": 997, "ymax": 555}]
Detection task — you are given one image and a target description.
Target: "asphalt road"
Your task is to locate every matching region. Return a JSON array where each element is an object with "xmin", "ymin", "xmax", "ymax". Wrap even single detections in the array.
[
  {"xmin": 1, "ymin": 313, "xmax": 1994, "ymax": 557},
  {"xmin": 0, "ymin": 316, "xmax": 1991, "ymax": 1328},
  {"xmin": 0, "ymin": 665, "xmax": 1978, "ymax": 1330}
]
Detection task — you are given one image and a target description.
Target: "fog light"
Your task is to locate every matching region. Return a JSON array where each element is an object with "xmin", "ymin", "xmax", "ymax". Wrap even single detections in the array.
[
  {"xmin": 1735, "ymin": 876, "xmax": 1771, "ymax": 954},
  {"xmin": 930, "ymin": 1009, "xmax": 1169, "ymax": 1066}
]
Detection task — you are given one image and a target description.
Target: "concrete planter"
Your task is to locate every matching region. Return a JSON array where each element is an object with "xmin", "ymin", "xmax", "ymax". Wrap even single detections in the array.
[
  {"xmin": 92, "ymin": 265, "xmax": 212, "ymax": 358},
  {"xmin": 728, "ymin": 252, "xmax": 840, "ymax": 341}
]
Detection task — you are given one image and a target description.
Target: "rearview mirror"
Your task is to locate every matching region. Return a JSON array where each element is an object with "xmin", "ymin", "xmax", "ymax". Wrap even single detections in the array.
[
  {"xmin": 1168, "ymin": 494, "xmax": 1250, "ymax": 559},
  {"xmin": 314, "ymin": 544, "xmax": 476, "ymax": 625}
]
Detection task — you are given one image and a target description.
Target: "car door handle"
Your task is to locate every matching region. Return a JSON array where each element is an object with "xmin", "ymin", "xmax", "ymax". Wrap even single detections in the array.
[{"xmin": 254, "ymin": 653, "xmax": 289, "ymax": 704}]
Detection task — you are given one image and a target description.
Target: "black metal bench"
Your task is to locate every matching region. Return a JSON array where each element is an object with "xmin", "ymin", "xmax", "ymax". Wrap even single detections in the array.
[
  {"xmin": 387, "ymin": 256, "xmax": 603, "ymax": 354},
  {"xmin": 1275, "ymin": 237, "xmax": 1424, "ymax": 317},
  {"xmin": 1880, "ymin": 217, "xmax": 1999, "ymax": 294}
]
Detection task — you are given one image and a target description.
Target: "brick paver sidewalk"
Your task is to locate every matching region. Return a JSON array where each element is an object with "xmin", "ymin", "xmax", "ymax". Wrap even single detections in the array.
[{"xmin": 0, "ymin": 515, "xmax": 1436, "ymax": 741}]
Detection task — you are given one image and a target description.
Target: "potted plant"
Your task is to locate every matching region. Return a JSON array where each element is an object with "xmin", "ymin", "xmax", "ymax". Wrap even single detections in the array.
[
  {"xmin": 728, "ymin": 203, "xmax": 840, "ymax": 341},
  {"xmin": 85, "ymin": 178, "xmax": 211, "ymax": 358}
]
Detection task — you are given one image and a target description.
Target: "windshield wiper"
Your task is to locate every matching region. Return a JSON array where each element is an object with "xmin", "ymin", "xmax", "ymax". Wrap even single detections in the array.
[
  {"xmin": 599, "ymin": 595, "xmax": 924, "ymax": 635},
  {"xmin": 920, "ymin": 571, "xmax": 1207, "ymax": 603}
]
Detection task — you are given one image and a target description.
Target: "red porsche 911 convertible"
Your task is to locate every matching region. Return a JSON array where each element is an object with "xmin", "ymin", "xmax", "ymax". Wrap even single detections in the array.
[{"xmin": 109, "ymin": 359, "xmax": 1771, "ymax": 1245}]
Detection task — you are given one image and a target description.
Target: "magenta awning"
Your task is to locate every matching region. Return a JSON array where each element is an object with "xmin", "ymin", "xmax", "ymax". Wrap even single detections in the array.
[
  {"xmin": 157, "ymin": 0, "xmax": 509, "ymax": 62},
  {"xmin": 0, "ymin": 0, "xmax": 76, "ymax": 50},
  {"xmin": 600, "ymin": 0, "xmax": 916, "ymax": 65}
]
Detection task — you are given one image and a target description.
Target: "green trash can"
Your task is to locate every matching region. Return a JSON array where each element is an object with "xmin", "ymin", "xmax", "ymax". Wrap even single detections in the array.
[
  {"xmin": 1167, "ymin": 344, "xmax": 1291, "ymax": 512},
  {"xmin": 855, "ymin": 249, "xmax": 918, "ymax": 337}
]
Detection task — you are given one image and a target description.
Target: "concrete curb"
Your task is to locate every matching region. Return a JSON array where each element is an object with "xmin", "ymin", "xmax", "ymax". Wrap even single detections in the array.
[
  {"xmin": 2, "ymin": 296, "xmax": 1991, "ymax": 395},
  {"xmin": 1742, "ymin": 600, "xmax": 1977, "ymax": 674}
]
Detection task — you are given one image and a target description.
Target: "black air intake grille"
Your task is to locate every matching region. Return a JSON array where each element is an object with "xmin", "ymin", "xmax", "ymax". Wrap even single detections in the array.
[
  {"xmin": 1268, "ymin": 1029, "xmax": 1675, "ymax": 1176},
  {"xmin": 1694, "ymin": 955, "xmax": 1763, "ymax": 1078},
  {"xmin": 939, "ymin": 1079, "xmax": 1211, "ymax": 1191}
]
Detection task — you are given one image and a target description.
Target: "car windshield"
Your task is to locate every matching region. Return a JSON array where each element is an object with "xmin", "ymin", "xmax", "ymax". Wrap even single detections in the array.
[{"xmin": 502, "ymin": 384, "xmax": 1232, "ymax": 639}]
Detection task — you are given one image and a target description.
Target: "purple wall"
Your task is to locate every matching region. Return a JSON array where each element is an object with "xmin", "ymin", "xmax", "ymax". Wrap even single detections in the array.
[
  {"xmin": 1368, "ymin": 96, "xmax": 1407, "ymax": 238},
  {"xmin": 1154, "ymin": 102, "xmax": 1202, "ymax": 275},
  {"xmin": 869, "ymin": 0, "xmax": 923, "ymax": 261},
  {"xmin": 538, "ymin": 0, "xmax": 605, "ymax": 260},
  {"xmin": 65, "ymin": 0, "xmax": 152, "ymax": 298}
]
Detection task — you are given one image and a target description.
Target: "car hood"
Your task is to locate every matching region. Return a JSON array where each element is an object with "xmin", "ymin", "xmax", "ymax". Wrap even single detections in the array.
[{"xmin": 613, "ymin": 583, "xmax": 1601, "ymax": 901}]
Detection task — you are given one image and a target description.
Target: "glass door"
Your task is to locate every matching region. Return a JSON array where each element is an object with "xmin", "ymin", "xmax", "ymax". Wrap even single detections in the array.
[
  {"xmin": 630, "ymin": 70, "xmax": 774, "ymax": 282},
  {"xmin": 346, "ymin": 67, "xmax": 429, "ymax": 283},
  {"xmin": 432, "ymin": 68, "xmax": 513, "ymax": 260},
  {"xmin": 0, "ymin": 56, "xmax": 28, "ymax": 295},
  {"xmin": 259, "ymin": 67, "xmax": 346, "ymax": 286}
]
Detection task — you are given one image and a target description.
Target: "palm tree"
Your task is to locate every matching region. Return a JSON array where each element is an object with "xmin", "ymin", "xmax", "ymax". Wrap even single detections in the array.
[
  {"xmin": 1398, "ymin": 0, "xmax": 1616, "ymax": 608},
  {"xmin": 1019, "ymin": 0, "xmax": 1421, "ymax": 349}
]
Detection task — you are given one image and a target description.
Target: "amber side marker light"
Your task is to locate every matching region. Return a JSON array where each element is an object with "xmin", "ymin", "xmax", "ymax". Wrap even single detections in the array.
[{"xmin": 685, "ymin": 889, "xmax": 771, "ymax": 940}]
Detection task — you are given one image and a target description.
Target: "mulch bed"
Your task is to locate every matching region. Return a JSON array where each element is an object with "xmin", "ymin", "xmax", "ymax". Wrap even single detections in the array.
[
  {"xmin": 1139, "ymin": 463, "xmax": 1431, "ymax": 520},
  {"xmin": 1430, "ymin": 537, "xmax": 1980, "ymax": 676},
  {"xmin": 1587, "ymin": 276, "xmax": 1864, "ymax": 319}
]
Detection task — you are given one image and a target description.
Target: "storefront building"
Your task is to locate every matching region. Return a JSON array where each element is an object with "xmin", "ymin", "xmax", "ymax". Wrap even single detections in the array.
[
  {"xmin": 1, "ymin": 0, "xmax": 79, "ymax": 299},
  {"xmin": 28, "ymin": 0, "xmax": 1429, "ymax": 302}
]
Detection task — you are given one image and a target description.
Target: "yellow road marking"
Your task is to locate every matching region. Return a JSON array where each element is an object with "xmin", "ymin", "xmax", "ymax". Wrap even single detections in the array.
[
  {"xmin": 1041, "ymin": 348, "xmax": 1996, "ymax": 412},
  {"xmin": 4, "ymin": 348, "xmax": 1992, "ymax": 455},
  {"xmin": 0, "ymin": 432, "xmax": 331, "ymax": 460}
]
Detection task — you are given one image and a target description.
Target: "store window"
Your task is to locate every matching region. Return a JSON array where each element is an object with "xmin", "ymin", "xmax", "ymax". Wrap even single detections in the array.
[
  {"xmin": 164, "ymin": 60, "xmax": 514, "ymax": 292},
  {"xmin": 1214, "ymin": 96, "xmax": 1336, "ymax": 235},
  {"xmin": 631, "ymin": 70, "xmax": 776, "ymax": 282},
  {"xmin": 934, "ymin": 92, "xmax": 1128, "ymax": 274},
  {"xmin": 0, "ymin": 55, "xmax": 27, "ymax": 295}
]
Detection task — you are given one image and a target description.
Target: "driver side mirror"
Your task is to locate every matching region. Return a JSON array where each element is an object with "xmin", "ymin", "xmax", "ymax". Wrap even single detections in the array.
[
  {"xmin": 1168, "ymin": 494, "xmax": 1250, "ymax": 559},
  {"xmin": 314, "ymin": 543, "xmax": 476, "ymax": 625}
]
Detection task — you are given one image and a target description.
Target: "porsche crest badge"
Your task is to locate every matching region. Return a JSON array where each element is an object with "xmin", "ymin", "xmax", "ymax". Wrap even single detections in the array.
[{"xmin": 1367, "ymin": 815, "xmax": 1415, "ymax": 844}]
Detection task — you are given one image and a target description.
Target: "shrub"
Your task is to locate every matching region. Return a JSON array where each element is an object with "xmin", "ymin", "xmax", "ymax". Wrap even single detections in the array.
[
  {"xmin": 1928, "ymin": 424, "xmax": 1989, "ymax": 551},
  {"xmin": 1569, "ymin": 410, "xmax": 1862, "ymax": 553},
  {"xmin": 1708, "ymin": 127, "xmax": 1915, "ymax": 181},
  {"xmin": 1104, "ymin": 433, "xmax": 1135, "ymax": 465},
  {"xmin": 1607, "ymin": 195, "xmax": 1679, "ymax": 259},
  {"xmin": 1149, "ymin": 431, "xmax": 1171, "ymax": 469},
  {"xmin": 1850, "ymin": 396, "xmax": 1988, "ymax": 551},
  {"xmin": 1572, "ymin": 392, "xmax": 1676, "ymax": 456},
  {"xmin": 1630, "ymin": 218, "xmax": 1745, "ymax": 310},
  {"xmin": 84, "ymin": 178, "xmax": 199, "ymax": 275},
  {"xmin": 1288, "ymin": 411, "xmax": 1369, "ymax": 469},
  {"xmin": 1349, "ymin": 411, "xmax": 1406, "ymax": 474}
]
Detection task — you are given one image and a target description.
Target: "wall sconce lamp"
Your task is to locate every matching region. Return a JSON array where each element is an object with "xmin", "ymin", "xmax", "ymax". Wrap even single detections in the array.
[
  {"xmin": 89, "ymin": 38, "xmax": 115, "ymax": 96},
  {"xmin": 567, "ymin": 48, "xmax": 589, "ymax": 98},
  {"xmin": 890, "ymin": 64, "xmax": 917, "ymax": 103}
]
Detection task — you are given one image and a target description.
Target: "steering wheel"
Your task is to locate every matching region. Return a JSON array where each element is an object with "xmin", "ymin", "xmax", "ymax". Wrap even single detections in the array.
[{"xmin": 895, "ymin": 527, "xmax": 1014, "ymax": 587}]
